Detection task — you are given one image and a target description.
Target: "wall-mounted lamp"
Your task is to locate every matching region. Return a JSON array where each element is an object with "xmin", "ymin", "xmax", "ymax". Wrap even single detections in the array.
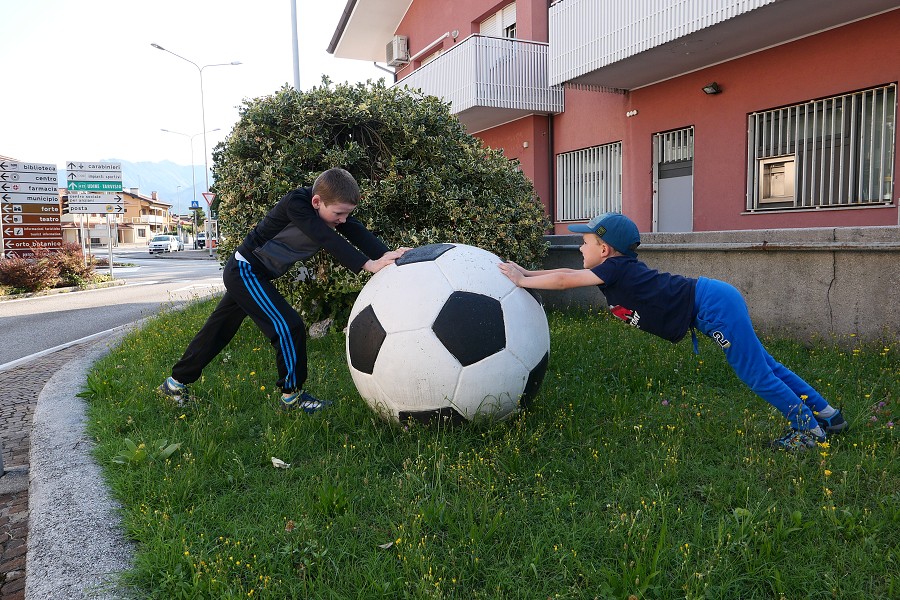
[
  {"xmin": 626, "ymin": 109, "xmax": 638, "ymax": 117},
  {"xmin": 702, "ymin": 82, "xmax": 722, "ymax": 95}
]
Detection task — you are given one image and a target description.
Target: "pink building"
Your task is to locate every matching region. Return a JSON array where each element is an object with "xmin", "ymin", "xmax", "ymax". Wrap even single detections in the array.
[{"xmin": 329, "ymin": 0, "xmax": 899, "ymax": 234}]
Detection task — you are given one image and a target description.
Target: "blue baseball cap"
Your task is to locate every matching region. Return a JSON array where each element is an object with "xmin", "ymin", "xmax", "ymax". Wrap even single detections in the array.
[{"xmin": 568, "ymin": 213, "xmax": 641, "ymax": 257}]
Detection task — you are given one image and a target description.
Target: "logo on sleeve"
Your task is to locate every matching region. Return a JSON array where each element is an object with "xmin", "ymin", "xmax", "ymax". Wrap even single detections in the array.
[
  {"xmin": 611, "ymin": 305, "xmax": 641, "ymax": 328},
  {"xmin": 712, "ymin": 330, "xmax": 731, "ymax": 349}
]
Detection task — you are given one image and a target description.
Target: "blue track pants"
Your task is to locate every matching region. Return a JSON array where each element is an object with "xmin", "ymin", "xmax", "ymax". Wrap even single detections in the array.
[
  {"xmin": 172, "ymin": 255, "xmax": 306, "ymax": 393},
  {"xmin": 693, "ymin": 277, "xmax": 828, "ymax": 430}
]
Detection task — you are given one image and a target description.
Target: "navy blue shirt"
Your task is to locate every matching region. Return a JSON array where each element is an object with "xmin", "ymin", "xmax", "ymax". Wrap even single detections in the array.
[{"xmin": 591, "ymin": 256, "xmax": 697, "ymax": 343}]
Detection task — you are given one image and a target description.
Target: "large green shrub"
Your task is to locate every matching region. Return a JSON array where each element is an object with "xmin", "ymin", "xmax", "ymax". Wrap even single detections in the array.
[{"xmin": 211, "ymin": 78, "xmax": 549, "ymax": 324}]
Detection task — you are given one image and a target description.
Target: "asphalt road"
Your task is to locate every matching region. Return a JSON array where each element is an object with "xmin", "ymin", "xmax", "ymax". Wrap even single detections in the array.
[{"xmin": 0, "ymin": 249, "xmax": 224, "ymax": 369}]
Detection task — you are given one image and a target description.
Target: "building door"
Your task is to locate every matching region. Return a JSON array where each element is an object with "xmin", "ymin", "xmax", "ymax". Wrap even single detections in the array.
[{"xmin": 653, "ymin": 127, "xmax": 694, "ymax": 232}]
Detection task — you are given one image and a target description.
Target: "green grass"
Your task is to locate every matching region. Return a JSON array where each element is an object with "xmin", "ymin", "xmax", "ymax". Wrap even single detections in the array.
[{"xmin": 82, "ymin": 299, "xmax": 899, "ymax": 599}]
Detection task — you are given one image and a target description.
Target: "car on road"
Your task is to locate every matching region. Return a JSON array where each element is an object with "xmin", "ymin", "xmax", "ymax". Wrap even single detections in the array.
[
  {"xmin": 148, "ymin": 234, "xmax": 181, "ymax": 254},
  {"xmin": 197, "ymin": 232, "xmax": 206, "ymax": 249}
]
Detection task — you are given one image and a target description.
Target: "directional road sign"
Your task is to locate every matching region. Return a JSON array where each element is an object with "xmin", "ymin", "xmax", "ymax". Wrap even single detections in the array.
[
  {"xmin": 0, "ymin": 181, "xmax": 58, "ymax": 194},
  {"xmin": 65, "ymin": 170, "xmax": 123, "ymax": 182},
  {"xmin": 68, "ymin": 192, "xmax": 123, "ymax": 204},
  {"xmin": 2, "ymin": 202, "xmax": 60, "ymax": 215},
  {"xmin": 1, "ymin": 192, "xmax": 59, "ymax": 204},
  {"xmin": 65, "ymin": 161, "xmax": 122, "ymax": 173},
  {"xmin": 65, "ymin": 160, "xmax": 123, "ymax": 192},
  {"xmin": 0, "ymin": 170, "xmax": 58, "ymax": 185},
  {"xmin": 2, "ymin": 212, "xmax": 60, "ymax": 225},
  {"xmin": 0, "ymin": 161, "xmax": 63, "ymax": 255},
  {"xmin": 3, "ymin": 225, "xmax": 63, "ymax": 238},
  {"xmin": 66, "ymin": 192, "xmax": 124, "ymax": 214},
  {"xmin": 66, "ymin": 181, "xmax": 123, "ymax": 192},
  {"xmin": 0, "ymin": 161, "xmax": 57, "ymax": 176},
  {"xmin": 66, "ymin": 202, "xmax": 125, "ymax": 214},
  {"xmin": 3, "ymin": 238, "xmax": 62, "ymax": 250}
]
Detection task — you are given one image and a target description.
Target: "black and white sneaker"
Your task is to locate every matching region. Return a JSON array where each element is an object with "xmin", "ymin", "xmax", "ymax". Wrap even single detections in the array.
[
  {"xmin": 814, "ymin": 408, "xmax": 848, "ymax": 434},
  {"xmin": 281, "ymin": 390, "xmax": 333, "ymax": 413},
  {"xmin": 158, "ymin": 376, "xmax": 189, "ymax": 406}
]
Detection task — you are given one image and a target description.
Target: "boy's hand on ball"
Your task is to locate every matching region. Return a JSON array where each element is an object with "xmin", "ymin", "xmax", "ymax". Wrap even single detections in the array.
[
  {"xmin": 365, "ymin": 248, "xmax": 409, "ymax": 273},
  {"xmin": 498, "ymin": 261, "xmax": 523, "ymax": 285}
]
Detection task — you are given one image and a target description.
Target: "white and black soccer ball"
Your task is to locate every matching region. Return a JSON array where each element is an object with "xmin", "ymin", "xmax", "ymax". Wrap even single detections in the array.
[{"xmin": 346, "ymin": 243, "xmax": 550, "ymax": 424}]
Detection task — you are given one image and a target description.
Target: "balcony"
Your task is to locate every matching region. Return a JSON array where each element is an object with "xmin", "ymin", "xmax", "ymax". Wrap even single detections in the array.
[
  {"xmin": 136, "ymin": 215, "xmax": 166, "ymax": 225},
  {"xmin": 549, "ymin": 0, "xmax": 900, "ymax": 89},
  {"xmin": 396, "ymin": 34, "xmax": 564, "ymax": 134}
]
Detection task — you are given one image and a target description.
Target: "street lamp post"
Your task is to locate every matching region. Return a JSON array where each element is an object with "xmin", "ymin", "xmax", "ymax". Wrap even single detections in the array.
[
  {"xmin": 151, "ymin": 43, "xmax": 240, "ymax": 255},
  {"xmin": 150, "ymin": 43, "xmax": 240, "ymax": 194},
  {"xmin": 161, "ymin": 127, "xmax": 220, "ymax": 249}
]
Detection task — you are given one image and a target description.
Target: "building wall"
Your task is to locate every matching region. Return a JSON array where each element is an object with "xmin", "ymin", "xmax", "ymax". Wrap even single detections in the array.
[
  {"xmin": 389, "ymin": 2, "xmax": 898, "ymax": 234},
  {"xmin": 395, "ymin": 0, "xmax": 545, "ymax": 78},
  {"xmin": 552, "ymin": 10, "xmax": 900, "ymax": 233},
  {"xmin": 476, "ymin": 115, "xmax": 552, "ymax": 217}
]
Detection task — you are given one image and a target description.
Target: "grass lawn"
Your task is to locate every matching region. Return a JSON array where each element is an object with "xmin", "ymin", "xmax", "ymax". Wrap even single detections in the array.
[{"xmin": 82, "ymin": 298, "xmax": 899, "ymax": 599}]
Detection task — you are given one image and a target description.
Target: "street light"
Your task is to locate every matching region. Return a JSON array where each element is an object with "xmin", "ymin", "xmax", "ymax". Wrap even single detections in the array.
[
  {"xmin": 150, "ymin": 43, "xmax": 240, "ymax": 195},
  {"xmin": 161, "ymin": 127, "xmax": 220, "ymax": 249}
]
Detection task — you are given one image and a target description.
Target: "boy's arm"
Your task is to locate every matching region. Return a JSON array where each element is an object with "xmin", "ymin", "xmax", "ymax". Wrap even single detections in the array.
[
  {"xmin": 499, "ymin": 261, "xmax": 603, "ymax": 290},
  {"xmin": 336, "ymin": 216, "xmax": 391, "ymax": 260},
  {"xmin": 361, "ymin": 248, "xmax": 409, "ymax": 274}
]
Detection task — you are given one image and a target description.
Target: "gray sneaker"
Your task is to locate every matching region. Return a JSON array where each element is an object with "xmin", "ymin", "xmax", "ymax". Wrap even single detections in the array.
[
  {"xmin": 158, "ymin": 376, "xmax": 189, "ymax": 406},
  {"xmin": 771, "ymin": 428, "xmax": 826, "ymax": 452}
]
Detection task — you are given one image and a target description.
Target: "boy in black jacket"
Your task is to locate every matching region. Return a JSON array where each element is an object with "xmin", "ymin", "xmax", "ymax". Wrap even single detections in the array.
[{"xmin": 160, "ymin": 168, "xmax": 406, "ymax": 411}]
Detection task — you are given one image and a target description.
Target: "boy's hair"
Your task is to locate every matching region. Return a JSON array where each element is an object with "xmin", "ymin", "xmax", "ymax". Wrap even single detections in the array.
[{"xmin": 312, "ymin": 168, "xmax": 361, "ymax": 206}]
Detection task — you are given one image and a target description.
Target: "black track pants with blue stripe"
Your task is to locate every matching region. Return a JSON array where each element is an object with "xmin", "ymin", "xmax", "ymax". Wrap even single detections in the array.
[{"xmin": 171, "ymin": 255, "xmax": 307, "ymax": 393}]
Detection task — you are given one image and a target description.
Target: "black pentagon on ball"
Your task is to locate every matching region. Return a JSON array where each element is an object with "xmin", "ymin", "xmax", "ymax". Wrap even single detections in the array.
[
  {"xmin": 433, "ymin": 291, "xmax": 505, "ymax": 366},
  {"xmin": 399, "ymin": 406, "xmax": 469, "ymax": 426},
  {"xmin": 347, "ymin": 305, "xmax": 386, "ymax": 375},
  {"xmin": 519, "ymin": 351, "xmax": 549, "ymax": 410},
  {"xmin": 395, "ymin": 243, "xmax": 455, "ymax": 266}
]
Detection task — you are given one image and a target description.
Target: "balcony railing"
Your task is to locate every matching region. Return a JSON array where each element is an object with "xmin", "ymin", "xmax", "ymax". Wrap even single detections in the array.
[
  {"xmin": 396, "ymin": 34, "xmax": 563, "ymax": 133},
  {"xmin": 137, "ymin": 215, "xmax": 166, "ymax": 225},
  {"xmin": 549, "ymin": 0, "xmax": 896, "ymax": 89}
]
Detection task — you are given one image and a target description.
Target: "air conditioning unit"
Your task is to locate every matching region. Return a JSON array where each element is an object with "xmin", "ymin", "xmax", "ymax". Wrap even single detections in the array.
[{"xmin": 386, "ymin": 35, "xmax": 409, "ymax": 67}]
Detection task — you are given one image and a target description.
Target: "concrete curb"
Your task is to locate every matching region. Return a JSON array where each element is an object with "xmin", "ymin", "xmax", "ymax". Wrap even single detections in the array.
[
  {"xmin": 0, "ymin": 280, "xmax": 126, "ymax": 303},
  {"xmin": 26, "ymin": 331, "xmax": 134, "ymax": 600}
]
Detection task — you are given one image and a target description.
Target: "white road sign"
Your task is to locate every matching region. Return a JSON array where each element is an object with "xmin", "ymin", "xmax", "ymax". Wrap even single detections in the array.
[{"xmin": 1, "ymin": 192, "xmax": 59, "ymax": 204}]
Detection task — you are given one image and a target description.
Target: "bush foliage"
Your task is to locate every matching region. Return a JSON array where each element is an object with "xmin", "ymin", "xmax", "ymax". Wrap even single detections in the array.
[
  {"xmin": 211, "ymin": 78, "xmax": 549, "ymax": 323},
  {"xmin": 0, "ymin": 243, "xmax": 98, "ymax": 293}
]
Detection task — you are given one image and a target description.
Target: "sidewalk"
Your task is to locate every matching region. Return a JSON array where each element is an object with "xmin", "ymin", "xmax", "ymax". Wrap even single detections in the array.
[{"xmin": 0, "ymin": 332, "xmax": 133, "ymax": 599}]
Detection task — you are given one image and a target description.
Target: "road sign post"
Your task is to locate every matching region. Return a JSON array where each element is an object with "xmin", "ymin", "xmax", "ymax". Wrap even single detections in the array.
[{"xmin": 66, "ymin": 162, "xmax": 124, "ymax": 278}]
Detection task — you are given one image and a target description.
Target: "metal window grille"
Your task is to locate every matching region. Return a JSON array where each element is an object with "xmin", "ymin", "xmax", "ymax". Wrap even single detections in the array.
[
  {"xmin": 747, "ymin": 84, "xmax": 896, "ymax": 210},
  {"xmin": 556, "ymin": 142, "xmax": 622, "ymax": 222},
  {"xmin": 654, "ymin": 127, "xmax": 694, "ymax": 164}
]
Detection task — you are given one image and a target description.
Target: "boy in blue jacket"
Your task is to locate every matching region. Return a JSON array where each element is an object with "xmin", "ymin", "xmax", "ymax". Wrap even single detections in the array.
[
  {"xmin": 160, "ymin": 168, "xmax": 407, "ymax": 411},
  {"xmin": 499, "ymin": 212, "xmax": 847, "ymax": 451}
]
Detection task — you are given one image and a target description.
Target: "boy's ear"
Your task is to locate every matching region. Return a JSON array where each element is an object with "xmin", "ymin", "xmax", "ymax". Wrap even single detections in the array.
[{"xmin": 311, "ymin": 194, "xmax": 322, "ymax": 209}]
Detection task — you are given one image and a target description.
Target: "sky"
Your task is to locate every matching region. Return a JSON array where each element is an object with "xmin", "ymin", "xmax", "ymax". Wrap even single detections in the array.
[{"xmin": 0, "ymin": 0, "xmax": 388, "ymax": 173}]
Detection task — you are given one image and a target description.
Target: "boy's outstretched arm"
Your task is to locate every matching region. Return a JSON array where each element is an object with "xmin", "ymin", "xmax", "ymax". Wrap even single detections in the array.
[
  {"xmin": 363, "ymin": 247, "xmax": 411, "ymax": 274},
  {"xmin": 499, "ymin": 261, "xmax": 602, "ymax": 290}
]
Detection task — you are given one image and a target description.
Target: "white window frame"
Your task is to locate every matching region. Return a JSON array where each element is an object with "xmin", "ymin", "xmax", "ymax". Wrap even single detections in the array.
[
  {"xmin": 747, "ymin": 84, "xmax": 896, "ymax": 211},
  {"xmin": 556, "ymin": 142, "xmax": 623, "ymax": 222}
]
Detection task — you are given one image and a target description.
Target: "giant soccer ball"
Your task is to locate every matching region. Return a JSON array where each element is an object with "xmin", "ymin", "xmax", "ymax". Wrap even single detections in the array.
[{"xmin": 346, "ymin": 243, "xmax": 550, "ymax": 424}]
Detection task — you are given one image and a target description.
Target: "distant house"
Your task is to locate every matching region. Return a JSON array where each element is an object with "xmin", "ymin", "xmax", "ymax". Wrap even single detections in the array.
[
  {"xmin": 60, "ymin": 188, "xmax": 175, "ymax": 246},
  {"xmin": 329, "ymin": 0, "xmax": 899, "ymax": 233}
]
